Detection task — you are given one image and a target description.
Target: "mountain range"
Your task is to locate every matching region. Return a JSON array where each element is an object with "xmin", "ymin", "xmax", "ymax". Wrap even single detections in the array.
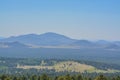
[{"xmin": 0, "ymin": 32, "xmax": 120, "ymax": 49}]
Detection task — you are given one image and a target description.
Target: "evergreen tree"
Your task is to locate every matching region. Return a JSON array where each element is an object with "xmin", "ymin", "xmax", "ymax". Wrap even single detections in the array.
[
  {"xmin": 116, "ymin": 76, "xmax": 120, "ymax": 80},
  {"xmin": 71, "ymin": 76, "xmax": 76, "ymax": 80},
  {"xmin": 41, "ymin": 74, "xmax": 49, "ymax": 80},
  {"xmin": 1, "ymin": 75, "xmax": 8, "ymax": 80},
  {"xmin": 54, "ymin": 76, "xmax": 58, "ymax": 80},
  {"xmin": 31, "ymin": 75, "xmax": 38, "ymax": 80},
  {"xmin": 57, "ymin": 76, "xmax": 64, "ymax": 80},
  {"xmin": 76, "ymin": 75, "xmax": 83, "ymax": 80},
  {"xmin": 38, "ymin": 76, "xmax": 41, "ymax": 80},
  {"xmin": 94, "ymin": 75, "xmax": 107, "ymax": 80},
  {"xmin": 64, "ymin": 74, "xmax": 72, "ymax": 80}
]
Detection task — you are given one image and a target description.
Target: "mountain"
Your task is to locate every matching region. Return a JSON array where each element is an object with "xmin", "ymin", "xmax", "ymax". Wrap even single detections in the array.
[
  {"xmin": 95, "ymin": 40, "xmax": 120, "ymax": 49},
  {"xmin": 95, "ymin": 40, "xmax": 111, "ymax": 45},
  {"xmin": 104, "ymin": 44, "xmax": 120, "ymax": 49},
  {"xmin": 0, "ymin": 42, "xmax": 29, "ymax": 48},
  {"xmin": 0, "ymin": 33, "xmax": 120, "ymax": 49},
  {"xmin": 0, "ymin": 32, "xmax": 76, "ymax": 46},
  {"xmin": 69, "ymin": 40, "xmax": 96, "ymax": 48},
  {"xmin": 114, "ymin": 41, "xmax": 120, "ymax": 46},
  {"xmin": 68, "ymin": 40, "xmax": 120, "ymax": 49}
]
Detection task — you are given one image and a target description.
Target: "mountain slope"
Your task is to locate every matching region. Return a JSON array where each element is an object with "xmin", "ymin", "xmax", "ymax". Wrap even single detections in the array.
[
  {"xmin": 0, "ymin": 42, "xmax": 29, "ymax": 48},
  {"xmin": 0, "ymin": 32, "xmax": 76, "ymax": 46},
  {"xmin": 114, "ymin": 41, "xmax": 120, "ymax": 46},
  {"xmin": 69, "ymin": 40, "xmax": 96, "ymax": 48}
]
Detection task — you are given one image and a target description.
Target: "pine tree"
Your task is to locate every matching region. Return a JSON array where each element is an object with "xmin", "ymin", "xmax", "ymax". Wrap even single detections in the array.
[
  {"xmin": 94, "ymin": 75, "xmax": 107, "ymax": 80},
  {"xmin": 41, "ymin": 74, "xmax": 49, "ymax": 80},
  {"xmin": 76, "ymin": 75, "xmax": 83, "ymax": 80}
]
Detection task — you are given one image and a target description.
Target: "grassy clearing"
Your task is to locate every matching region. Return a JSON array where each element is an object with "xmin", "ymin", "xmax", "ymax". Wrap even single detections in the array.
[{"xmin": 17, "ymin": 61, "xmax": 120, "ymax": 73}]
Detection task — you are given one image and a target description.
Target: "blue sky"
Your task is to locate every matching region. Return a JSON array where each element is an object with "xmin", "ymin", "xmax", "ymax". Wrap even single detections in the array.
[{"xmin": 0, "ymin": 0, "xmax": 120, "ymax": 40}]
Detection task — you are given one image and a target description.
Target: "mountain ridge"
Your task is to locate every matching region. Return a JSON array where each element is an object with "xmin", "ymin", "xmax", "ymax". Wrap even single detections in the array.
[{"xmin": 0, "ymin": 32, "xmax": 120, "ymax": 49}]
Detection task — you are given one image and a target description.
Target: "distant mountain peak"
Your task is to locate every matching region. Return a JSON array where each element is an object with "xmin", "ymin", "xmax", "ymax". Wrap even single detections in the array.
[
  {"xmin": 42, "ymin": 32, "xmax": 58, "ymax": 35},
  {"xmin": 40, "ymin": 32, "xmax": 68, "ymax": 37}
]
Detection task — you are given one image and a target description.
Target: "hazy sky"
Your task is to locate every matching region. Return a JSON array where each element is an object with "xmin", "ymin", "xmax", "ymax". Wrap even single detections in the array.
[{"xmin": 0, "ymin": 0, "xmax": 120, "ymax": 40}]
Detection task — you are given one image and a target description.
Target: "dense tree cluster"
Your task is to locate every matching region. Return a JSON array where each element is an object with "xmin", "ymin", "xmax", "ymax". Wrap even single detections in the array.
[{"xmin": 0, "ymin": 74, "xmax": 120, "ymax": 80}]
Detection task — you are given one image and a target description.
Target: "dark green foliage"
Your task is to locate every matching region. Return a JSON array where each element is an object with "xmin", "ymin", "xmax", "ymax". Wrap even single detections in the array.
[
  {"xmin": 40, "ymin": 74, "xmax": 50, "ymax": 80},
  {"xmin": 77, "ymin": 75, "xmax": 83, "ymax": 80},
  {"xmin": 94, "ymin": 75, "xmax": 107, "ymax": 80},
  {"xmin": 0, "ymin": 74, "xmax": 120, "ymax": 80},
  {"xmin": 116, "ymin": 76, "xmax": 120, "ymax": 80}
]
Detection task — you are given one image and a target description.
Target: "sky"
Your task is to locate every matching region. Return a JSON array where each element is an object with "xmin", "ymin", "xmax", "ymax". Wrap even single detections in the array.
[{"xmin": 0, "ymin": 0, "xmax": 120, "ymax": 41}]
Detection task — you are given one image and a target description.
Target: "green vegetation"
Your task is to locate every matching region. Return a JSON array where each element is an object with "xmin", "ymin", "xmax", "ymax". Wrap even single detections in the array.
[
  {"xmin": 0, "ymin": 57, "xmax": 120, "ymax": 80},
  {"xmin": 17, "ymin": 61, "xmax": 96, "ymax": 72},
  {"xmin": 17, "ymin": 61, "xmax": 120, "ymax": 73},
  {"xmin": 0, "ymin": 57, "xmax": 120, "ymax": 75},
  {"xmin": 0, "ymin": 74, "xmax": 120, "ymax": 80}
]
